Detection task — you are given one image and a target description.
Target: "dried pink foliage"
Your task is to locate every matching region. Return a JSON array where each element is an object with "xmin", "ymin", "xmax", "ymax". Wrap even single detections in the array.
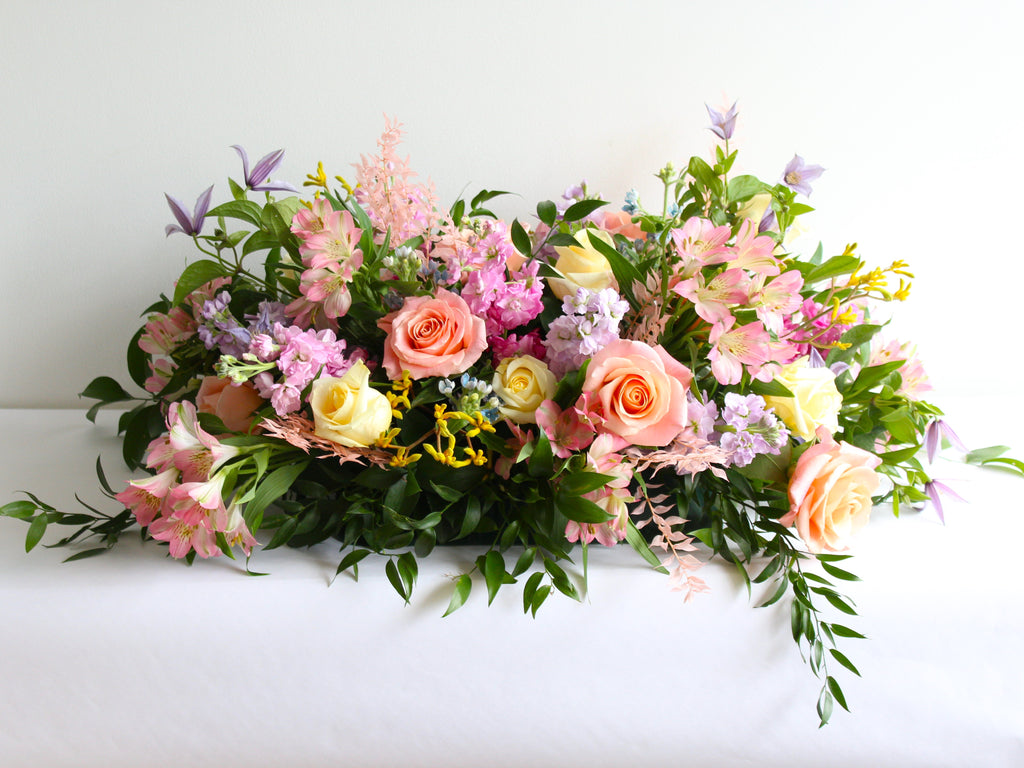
[
  {"xmin": 260, "ymin": 415, "xmax": 391, "ymax": 468},
  {"xmin": 625, "ymin": 436, "xmax": 729, "ymax": 479},
  {"xmin": 631, "ymin": 483, "xmax": 710, "ymax": 602}
]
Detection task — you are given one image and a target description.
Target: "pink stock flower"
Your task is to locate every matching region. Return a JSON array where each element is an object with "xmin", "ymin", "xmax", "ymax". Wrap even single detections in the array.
[
  {"xmin": 377, "ymin": 289, "xmax": 487, "ymax": 380},
  {"xmin": 582, "ymin": 339, "xmax": 692, "ymax": 447},
  {"xmin": 490, "ymin": 331, "xmax": 546, "ymax": 365},
  {"xmin": 672, "ymin": 267, "xmax": 749, "ymax": 324},
  {"xmin": 708, "ymin": 319, "xmax": 771, "ymax": 385}
]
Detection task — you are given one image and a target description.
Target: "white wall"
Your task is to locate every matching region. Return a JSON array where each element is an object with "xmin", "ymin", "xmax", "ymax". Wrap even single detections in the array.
[{"xmin": 2, "ymin": 0, "xmax": 1020, "ymax": 408}]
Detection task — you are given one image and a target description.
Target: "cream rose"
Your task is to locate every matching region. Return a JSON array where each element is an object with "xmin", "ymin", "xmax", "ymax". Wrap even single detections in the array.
[
  {"xmin": 547, "ymin": 228, "xmax": 618, "ymax": 300},
  {"xmin": 492, "ymin": 355, "xmax": 557, "ymax": 424},
  {"xmin": 309, "ymin": 362, "xmax": 393, "ymax": 447},
  {"xmin": 782, "ymin": 426, "xmax": 882, "ymax": 553},
  {"xmin": 763, "ymin": 357, "xmax": 843, "ymax": 441}
]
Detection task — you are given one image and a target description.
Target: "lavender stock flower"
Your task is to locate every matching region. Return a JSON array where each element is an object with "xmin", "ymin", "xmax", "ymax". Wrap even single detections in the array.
[
  {"xmin": 164, "ymin": 184, "xmax": 214, "ymax": 237},
  {"xmin": 781, "ymin": 155, "xmax": 825, "ymax": 196},
  {"xmin": 231, "ymin": 145, "xmax": 298, "ymax": 193},
  {"xmin": 706, "ymin": 102, "xmax": 738, "ymax": 141}
]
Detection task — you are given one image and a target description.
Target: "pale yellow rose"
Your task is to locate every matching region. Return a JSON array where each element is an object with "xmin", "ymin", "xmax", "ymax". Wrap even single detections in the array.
[
  {"xmin": 763, "ymin": 357, "xmax": 842, "ymax": 441},
  {"xmin": 492, "ymin": 355, "xmax": 557, "ymax": 424},
  {"xmin": 738, "ymin": 192, "xmax": 807, "ymax": 246},
  {"xmin": 547, "ymin": 228, "xmax": 618, "ymax": 300},
  {"xmin": 309, "ymin": 362, "xmax": 393, "ymax": 447}
]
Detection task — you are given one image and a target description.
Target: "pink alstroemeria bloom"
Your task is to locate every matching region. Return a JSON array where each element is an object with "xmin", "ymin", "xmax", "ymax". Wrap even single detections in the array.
[
  {"xmin": 670, "ymin": 218, "xmax": 733, "ymax": 276},
  {"xmin": 751, "ymin": 269, "xmax": 804, "ymax": 334},
  {"xmin": 672, "ymin": 267, "xmax": 749, "ymax": 324},
  {"xmin": 150, "ymin": 513, "xmax": 219, "ymax": 559},
  {"xmin": 222, "ymin": 502, "xmax": 259, "ymax": 556},
  {"xmin": 115, "ymin": 468, "xmax": 179, "ymax": 527},
  {"xmin": 300, "ymin": 209, "xmax": 363, "ymax": 270},
  {"xmin": 297, "ymin": 263, "xmax": 356, "ymax": 320},
  {"xmin": 291, "ymin": 197, "xmax": 334, "ymax": 240},
  {"xmin": 536, "ymin": 399, "xmax": 597, "ymax": 459},
  {"xmin": 708, "ymin": 319, "xmax": 771, "ymax": 385},
  {"xmin": 731, "ymin": 219, "xmax": 780, "ymax": 276},
  {"xmin": 565, "ymin": 434, "xmax": 634, "ymax": 547},
  {"xmin": 167, "ymin": 401, "xmax": 240, "ymax": 481}
]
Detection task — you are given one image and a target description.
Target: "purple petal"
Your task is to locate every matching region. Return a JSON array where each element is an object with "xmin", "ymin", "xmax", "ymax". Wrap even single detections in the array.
[
  {"xmin": 164, "ymin": 223, "xmax": 185, "ymax": 237},
  {"xmin": 230, "ymin": 145, "xmax": 251, "ymax": 184},
  {"xmin": 931, "ymin": 479, "xmax": 966, "ymax": 504},
  {"xmin": 808, "ymin": 348, "xmax": 827, "ymax": 368},
  {"xmin": 248, "ymin": 148, "xmax": 286, "ymax": 188},
  {"xmin": 251, "ymin": 180, "xmax": 299, "ymax": 193},
  {"xmin": 165, "ymin": 193, "xmax": 195, "ymax": 235},
  {"xmin": 192, "ymin": 185, "xmax": 215, "ymax": 231},
  {"xmin": 925, "ymin": 420, "xmax": 940, "ymax": 463},
  {"xmin": 925, "ymin": 482, "xmax": 945, "ymax": 524},
  {"xmin": 939, "ymin": 420, "xmax": 968, "ymax": 454}
]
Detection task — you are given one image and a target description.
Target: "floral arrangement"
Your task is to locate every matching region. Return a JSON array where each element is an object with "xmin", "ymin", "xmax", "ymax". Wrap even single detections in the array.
[{"xmin": 4, "ymin": 106, "xmax": 1020, "ymax": 725}]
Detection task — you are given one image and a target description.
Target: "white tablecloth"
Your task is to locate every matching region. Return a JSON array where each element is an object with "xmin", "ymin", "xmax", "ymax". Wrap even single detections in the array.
[{"xmin": 1, "ymin": 402, "xmax": 1021, "ymax": 767}]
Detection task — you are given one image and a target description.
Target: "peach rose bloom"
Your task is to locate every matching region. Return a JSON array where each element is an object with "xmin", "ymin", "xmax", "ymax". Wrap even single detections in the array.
[
  {"xmin": 196, "ymin": 377, "xmax": 264, "ymax": 433},
  {"xmin": 599, "ymin": 210, "xmax": 645, "ymax": 241},
  {"xmin": 377, "ymin": 288, "xmax": 487, "ymax": 380},
  {"xmin": 782, "ymin": 426, "xmax": 882, "ymax": 553},
  {"xmin": 582, "ymin": 339, "xmax": 692, "ymax": 447}
]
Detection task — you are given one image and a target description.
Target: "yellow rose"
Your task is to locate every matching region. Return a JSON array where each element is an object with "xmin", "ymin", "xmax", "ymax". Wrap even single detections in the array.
[
  {"xmin": 547, "ymin": 228, "xmax": 618, "ymax": 300},
  {"xmin": 309, "ymin": 362, "xmax": 393, "ymax": 447},
  {"xmin": 763, "ymin": 357, "xmax": 842, "ymax": 441},
  {"xmin": 491, "ymin": 355, "xmax": 557, "ymax": 424}
]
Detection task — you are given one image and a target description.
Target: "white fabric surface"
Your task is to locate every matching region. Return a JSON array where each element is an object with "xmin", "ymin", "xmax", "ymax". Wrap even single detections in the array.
[{"xmin": 1, "ymin": 402, "xmax": 1021, "ymax": 767}]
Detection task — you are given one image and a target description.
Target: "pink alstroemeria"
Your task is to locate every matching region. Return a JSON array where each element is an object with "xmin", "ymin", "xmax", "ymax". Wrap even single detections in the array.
[
  {"xmin": 222, "ymin": 502, "xmax": 259, "ymax": 556},
  {"xmin": 672, "ymin": 267, "xmax": 749, "ymax": 324},
  {"xmin": 149, "ymin": 513, "xmax": 219, "ymax": 559},
  {"xmin": 730, "ymin": 219, "xmax": 780, "ymax": 276},
  {"xmin": 291, "ymin": 197, "xmax": 334, "ymax": 240},
  {"xmin": 536, "ymin": 399, "xmax": 597, "ymax": 458},
  {"xmin": 565, "ymin": 434, "xmax": 634, "ymax": 547},
  {"xmin": 670, "ymin": 218, "xmax": 733, "ymax": 276},
  {"xmin": 115, "ymin": 468, "xmax": 179, "ymax": 527},
  {"xmin": 751, "ymin": 269, "xmax": 804, "ymax": 334},
  {"xmin": 299, "ymin": 209, "xmax": 363, "ymax": 270},
  {"xmin": 167, "ymin": 401, "xmax": 240, "ymax": 481},
  {"xmin": 296, "ymin": 264, "xmax": 355, "ymax": 320},
  {"xmin": 708, "ymin": 319, "xmax": 771, "ymax": 385}
]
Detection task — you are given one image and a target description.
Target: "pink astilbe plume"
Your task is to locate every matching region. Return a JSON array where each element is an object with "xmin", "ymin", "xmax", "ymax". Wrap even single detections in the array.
[{"xmin": 353, "ymin": 117, "xmax": 442, "ymax": 245}]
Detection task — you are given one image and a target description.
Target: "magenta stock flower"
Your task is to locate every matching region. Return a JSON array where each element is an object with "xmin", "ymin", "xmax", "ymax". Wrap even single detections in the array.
[
  {"xmin": 165, "ymin": 185, "xmax": 213, "ymax": 237},
  {"xmin": 232, "ymin": 145, "xmax": 298, "ymax": 193},
  {"xmin": 782, "ymin": 155, "xmax": 825, "ymax": 196}
]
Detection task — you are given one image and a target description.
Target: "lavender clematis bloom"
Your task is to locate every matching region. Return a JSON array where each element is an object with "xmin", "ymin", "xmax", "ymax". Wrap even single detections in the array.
[
  {"xmin": 924, "ymin": 419, "xmax": 968, "ymax": 464},
  {"xmin": 781, "ymin": 155, "xmax": 825, "ymax": 196},
  {"xmin": 165, "ymin": 184, "xmax": 214, "ymax": 237},
  {"xmin": 706, "ymin": 102, "xmax": 738, "ymax": 141},
  {"xmin": 231, "ymin": 145, "xmax": 298, "ymax": 193},
  {"xmin": 924, "ymin": 479, "xmax": 965, "ymax": 525}
]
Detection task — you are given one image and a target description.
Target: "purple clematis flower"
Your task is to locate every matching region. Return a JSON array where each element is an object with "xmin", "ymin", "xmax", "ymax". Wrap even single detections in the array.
[
  {"xmin": 231, "ymin": 145, "xmax": 298, "ymax": 193},
  {"xmin": 924, "ymin": 419, "xmax": 968, "ymax": 464},
  {"xmin": 781, "ymin": 155, "xmax": 825, "ymax": 196},
  {"xmin": 924, "ymin": 479, "xmax": 965, "ymax": 525},
  {"xmin": 165, "ymin": 185, "xmax": 214, "ymax": 237},
  {"xmin": 706, "ymin": 102, "xmax": 739, "ymax": 141}
]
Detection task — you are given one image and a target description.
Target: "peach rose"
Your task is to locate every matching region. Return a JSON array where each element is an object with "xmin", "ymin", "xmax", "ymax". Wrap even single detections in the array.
[
  {"xmin": 582, "ymin": 339, "xmax": 692, "ymax": 447},
  {"xmin": 599, "ymin": 210, "xmax": 645, "ymax": 241},
  {"xmin": 782, "ymin": 426, "xmax": 882, "ymax": 553},
  {"xmin": 196, "ymin": 376, "xmax": 264, "ymax": 433},
  {"xmin": 377, "ymin": 289, "xmax": 488, "ymax": 380}
]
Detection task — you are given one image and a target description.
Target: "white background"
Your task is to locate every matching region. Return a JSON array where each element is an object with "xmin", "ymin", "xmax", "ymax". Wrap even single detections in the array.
[{"xmin": 1, "ymin": 0, "xmax": 1021, "ymax": 407}]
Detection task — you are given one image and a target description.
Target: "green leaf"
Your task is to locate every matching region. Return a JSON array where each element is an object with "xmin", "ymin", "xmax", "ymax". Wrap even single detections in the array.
[
  {"xmin": 442, "ymin": 574, "xmax": 472, "ymax": 617},
  {"xmin": 244, "ymin": 460, "xmax": 310, "ymax": 525},
  {"xmin": 625, "ymin": 519, "xmax": 669, "ymax": 574},
  {"xmin": 829, "ymin": 648, "xmax": 862, "ymax": 677},
  {"xmin": 483, "ymin": 550, "xmax": 505, "ymax": 606},
  {"xmin": 544, "ymin": 558, "xmax": 579, "ymax": 601},
  {"xmin": 207, "ymin": 200, "xmax": 263, "ymax": 227},
  {"xmin": 530, "ymin": 584, "xmax": 551, "ymax": 617},
  {"xmin": 965, "ymin": 445, "xmax": 1011, "ymax": 464},
  {"xmin": 510, "ymin": 219, "xmax": 532, "ymax": 257},
  {"xmin": 821, "ymin": 562, "xmax": 861, "ymax": 582},
  {"xmin": 688, "ymin": 156, "xmax": 719, "ymax": 190},
  {"xmin": 979, "ymin": 456, "xmax": 1024, "ymax": 476},
  {"xmin": 172, "ymin": 259, "xmax": 230, "ymax": 306},
  {"xmin": 554, "ymin": 492, "xmax": 612, "ymax": 524},
  {"xmin": 562, "ymin": 199, "xmax": 607, "ymax": 222},
  {"xmin": 827, "ymin": 676, "xmax": 850, "ymax": 712},
  {"xmin": 522, "ymin": 571, "xmax": 544, "ymax": 613},
  {"xmin": 385, "ymin": 558, "xmax": 409, "ymax": 602},
  {"xmin": 62, "ymin": 547, "xmax": 110, "ymax": 563},
  {"xmin": 25, "ymin": 515, "xmax": 47, "ymax": 552},
  {"xmin": 126, "ymin": 327, "xmax": 150, "ymax": 390},
  {"xmin": 1, "ymin": 500, "xmax": 37, "ymax": 519},
  {"xmin": 559, "ymin": 471, "xmax": 616, "ymax": 496},
  {"xmin": 583, "ymin": 229, "xmax": 643, "ymax": 301},
  {"xmin": 79, "ymin": 376, "xmax": 132, "ymax": 404},
  {"xmin": 428, "ymin": 481, "xmax": 462, "ymax": 503},
  {"xmin": 817, "ymin": 688, "xmax": 834, "ymax": 728},
  {"xmin": 263, "ymin": 516, "xmax": 299, "ymax": 550},
  {"xmin": 512, "ymin": 547, "xmax": 536, "ymax": 577},
  {"xmin": 838, "ymin": 323, "xmax": 882, "ymax": 350},
  {"xmin": 819, "ymin": 590, "xmax": 858, "ymax": 616},
  {"xmin": 726, "ymin": 174, "xmax": 767, "ymax": 203},
  {"xmin": 536, "ymin": 200, "xmax": 557, "ymax": 227},
  {"xmin": 828, "ymin": 623, "xmax": 867, "ymax": 640},
  {"xmin": 750, "ymin": 379, "xmax": 795, "ymax": 398},
  {"xmin": 805, "ymin": 254, "xmax": 861, "ymax": 284},
  {"xmin": 396, "ymin": 552, "xmax": 418, "ymax": 599}
]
